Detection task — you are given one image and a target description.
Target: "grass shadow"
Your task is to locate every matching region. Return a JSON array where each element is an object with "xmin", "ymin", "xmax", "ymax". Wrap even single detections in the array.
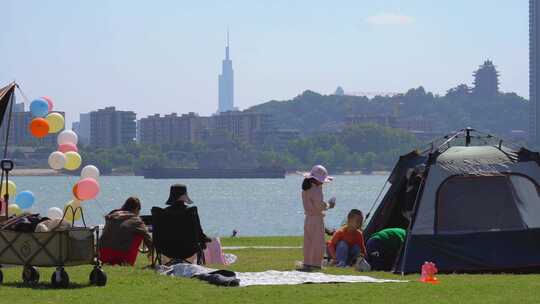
[{"xmin": 1, "ymin": 281, "xmax": 95, "ymax": 290}]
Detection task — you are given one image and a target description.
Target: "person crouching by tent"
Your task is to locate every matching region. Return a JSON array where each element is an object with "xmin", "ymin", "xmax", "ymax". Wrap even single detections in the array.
[
  {"xmin": 298, "ymin": 165, "xmax": 336, "ymax": 271},
  {"xmin": 100, "ymin": 197, "xmax": 153, "ymax": 266},
  {"xmin": 366, "ymin": 227, "xmax": 406, "ymax": 271},
  {"xmin": 327, "ymin": 209, "xmax": 367, "ymax": 267}
]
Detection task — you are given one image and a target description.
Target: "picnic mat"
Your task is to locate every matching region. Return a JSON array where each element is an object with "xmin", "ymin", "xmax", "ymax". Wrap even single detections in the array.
[{"xmin": 157, "ymin": 263, "xmax": 406, "ymax": 287}]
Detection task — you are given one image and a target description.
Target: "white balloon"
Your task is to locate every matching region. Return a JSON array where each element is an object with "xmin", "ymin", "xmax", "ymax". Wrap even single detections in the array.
[
  {"xmin": 81, "ymin": 165, "xmax": 100, "ymax": 179},
  {"xmin": 57, "ymin": 130, "xmax": 78, "ymax": 146},
  {"xmin": 47, "ymin": 207, "xmax": 64, "ymax": 220},
  {"xmin": 48, "ymin": 151, "xmax": 66, "ymax": 170}
]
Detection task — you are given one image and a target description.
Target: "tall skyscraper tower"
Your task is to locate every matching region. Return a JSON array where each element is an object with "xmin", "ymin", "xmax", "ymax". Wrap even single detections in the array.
[
  {"xmin": 218, "ymin": 30, "xmax": 234, "ymax": 113},
  {"xmin": 530, "ymin": 0, "xmax": 540, "ymax": 144}
]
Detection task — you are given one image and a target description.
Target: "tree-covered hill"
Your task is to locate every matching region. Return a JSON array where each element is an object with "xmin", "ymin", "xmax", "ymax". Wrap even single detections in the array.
[{"xmin": 246, "ymin": 86, "xmax": 529, "ymax": 137}]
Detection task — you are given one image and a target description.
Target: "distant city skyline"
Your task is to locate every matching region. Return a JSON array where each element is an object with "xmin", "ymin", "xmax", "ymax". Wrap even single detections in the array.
[{"xmin": 0, "ymin": 1, "xmax": 529, "ymax": 127}]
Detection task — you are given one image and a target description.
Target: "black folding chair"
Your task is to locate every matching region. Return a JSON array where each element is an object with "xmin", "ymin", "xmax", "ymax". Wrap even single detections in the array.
[{"xmin": 150, "ymin": 206, "xmax": 206, "ymax": 266}]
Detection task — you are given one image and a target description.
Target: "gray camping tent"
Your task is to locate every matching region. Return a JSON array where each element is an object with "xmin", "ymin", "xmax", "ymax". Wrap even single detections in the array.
[{"xmin": 365, "ymin": 129, "xmax": 540, "ymax": 274}]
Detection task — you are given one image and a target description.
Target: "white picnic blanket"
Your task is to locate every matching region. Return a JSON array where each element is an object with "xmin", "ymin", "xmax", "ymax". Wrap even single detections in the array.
[{"xmin": 157, "ymin": 263, "xmax": 406, "ymax": 287}]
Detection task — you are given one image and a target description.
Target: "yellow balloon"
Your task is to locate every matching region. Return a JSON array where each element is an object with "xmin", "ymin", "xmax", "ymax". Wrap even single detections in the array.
[
  {"xmin": 63, "ymin": 199, "xmax": 82, "ymax": 222},
  {"xmin": 8, "ymin": 203, "xmax": 22, "ymax": 216},
  {"xmin": 64, "ymin": 151, "xmax": 82, "ymax": 171},
  {"xmin": 45, "ymin": 112, "xmax": 65, "ymax": 133},
  {"xmin": 0, "ymin": 180, "xmax": 16, "ymax": 198}
]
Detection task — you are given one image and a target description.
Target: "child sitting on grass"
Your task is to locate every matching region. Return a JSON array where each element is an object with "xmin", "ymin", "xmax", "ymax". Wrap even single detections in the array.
[{"xmin": 327, "ymin": 209, "xmax": 367, "ymax": 267}]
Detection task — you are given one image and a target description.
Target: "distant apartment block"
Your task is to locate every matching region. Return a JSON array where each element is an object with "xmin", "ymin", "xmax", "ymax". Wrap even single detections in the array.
[
  {"xmin": 138, "ymin": 112, "xmax": 210, "ymax": 145},
  {"xmin": 78, "ymin": 113, "xmax": 91, "ymax": 146},
  {"xmin": 212, "ymin": 111, "xmax": 273, "ymax": 144},
  {"xmin": 90, "ymin": 107, "xmax": 136, "ymax": 148}
]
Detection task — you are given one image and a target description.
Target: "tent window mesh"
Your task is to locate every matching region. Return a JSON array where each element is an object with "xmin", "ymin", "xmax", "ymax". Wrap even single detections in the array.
[{"xmin": 436, "ymin": 175, "xmax": 531, "ymax": 233}]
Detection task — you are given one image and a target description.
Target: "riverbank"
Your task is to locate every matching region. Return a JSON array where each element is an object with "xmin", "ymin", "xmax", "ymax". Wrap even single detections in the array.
[
  {"xmin": 0, "ymin": 236, "xmax": 538, "ymax": 304},
  {"xmin": 10, "ymin": 168, "xmax": 62, "ymax": 176}
]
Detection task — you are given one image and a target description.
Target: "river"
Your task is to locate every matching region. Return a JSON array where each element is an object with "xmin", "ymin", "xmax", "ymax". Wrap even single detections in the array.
[{"xmin": 7, "ymin": 174, "xmax": 389, "ymax": 237}]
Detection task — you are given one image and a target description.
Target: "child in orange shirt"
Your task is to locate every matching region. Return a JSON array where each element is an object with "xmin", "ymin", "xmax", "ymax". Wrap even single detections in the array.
[{"xmin": 327, "ymin": 209, "xmax": 367, "ymax": 267}]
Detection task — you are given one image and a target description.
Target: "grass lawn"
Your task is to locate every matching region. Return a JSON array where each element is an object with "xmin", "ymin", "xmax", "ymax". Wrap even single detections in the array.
[{"xmin": 0, "ymin": 236, "xmax": 538, "ymax": 304}]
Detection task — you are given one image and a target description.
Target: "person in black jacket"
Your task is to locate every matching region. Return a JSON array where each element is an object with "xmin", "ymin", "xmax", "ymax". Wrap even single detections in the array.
[{"xmin": 165, "ymin": 184, "xmax": 211, "ymax": 245}]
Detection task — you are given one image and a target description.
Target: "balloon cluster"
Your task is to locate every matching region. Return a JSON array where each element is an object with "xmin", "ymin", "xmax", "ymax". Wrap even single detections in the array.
[
  {"xmin": 28, "ymin": 97, "xmax": 64, "ymax": 138},
  {"xmin": 45, "ymin": 129, "xmax": 101, "ymax": 222},
  {"xmin": 48, "ymin": 130, "xmax": 81, "ymax": 171},
  {"xmin": 0, "ymin": 179, "xmax": 36, "ymax": 216},
  {"xmin": 9, "ymin": 95, "xmax": 103, "ymax": 222}
]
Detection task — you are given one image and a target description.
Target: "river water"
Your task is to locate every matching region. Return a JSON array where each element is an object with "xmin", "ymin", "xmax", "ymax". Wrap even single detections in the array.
[{"xmin": 7, "ymin": 174, "xmax": 389, "ymax": 237}]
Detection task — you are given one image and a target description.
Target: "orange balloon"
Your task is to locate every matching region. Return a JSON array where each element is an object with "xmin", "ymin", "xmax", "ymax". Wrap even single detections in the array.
[
  {"xmin": 29, "ymin": 118, "xmax": 50, "ymax": 138},
  {"xmin": 72, "ymin": 184, "xmax": 81, "ymax": 200}
]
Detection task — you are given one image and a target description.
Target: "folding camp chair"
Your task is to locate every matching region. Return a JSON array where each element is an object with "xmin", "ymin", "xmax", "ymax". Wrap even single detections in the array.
[{"xmin": 150, "ymin": 206, "xmax": 206, "ymax": 266}]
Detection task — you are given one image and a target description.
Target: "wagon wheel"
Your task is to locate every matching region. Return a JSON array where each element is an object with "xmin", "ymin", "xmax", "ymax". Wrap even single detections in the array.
[
  {"xmin": 22, "ymin": 266, "xmax": 39, "ymax": 285},
  {"xmin": 89, "ymin": 266, "xmax": 107, "ymax": 286},
  {"xmin": 51, "ymin": 267, "xmax": 69, "ymax": 288}
]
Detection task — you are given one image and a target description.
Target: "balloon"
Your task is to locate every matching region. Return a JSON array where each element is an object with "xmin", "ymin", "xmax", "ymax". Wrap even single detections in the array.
[
  {"xmin": 75, "ymin": 178, "xmax": 100, "ymax": 200},
  {"xmin": 58, "ymin": 143, "xmax": 78, "ymax": 153},
  {"xmin": 63, "ymin": 200, "xmax": 82, "ymax": 222},
  {"xmin": 81, "ymin": 165, "xmax": 100, "ymax": 180},
  {"xmin": 57, "ymin": 130, "xmax": 78, "ymax": 146},
  {"xmin": 64, "ymin": 151, "xmax": 82, "ymax": 171},
  {"xmin": 0, "ymin": 180, "xmax": 16, "ymax": 198},
  {"xmin": 48, "ymin": 151, "xmax": 66, "ymax": 170},
  {"xmin": 47, "ymin": 207, "xmax": 63, "ymax": 220},
  {"xmin": 29, "ymin": 118, "xmax": 50, "ymax": 138},
  {"xmin": 41, "ymin": 96, "xmax": 54, "ymax": 112},
  {"xmin": 8, "ymin": 204, "xmax": 22, "ymax": 216},
  {"xmin": 72, "ymin": 183, "xmax": 81, "ymax": 200},
  {"xmin": 30, "ymin": 98, "xmax": 49, "ymax": 117},
  {"xmin": 45, "ymin": 112, "xmax": 64, "ymax": 133},
  {"xmin": 15, "ymin": 191, "xmax": 35, "ymax": 209}
]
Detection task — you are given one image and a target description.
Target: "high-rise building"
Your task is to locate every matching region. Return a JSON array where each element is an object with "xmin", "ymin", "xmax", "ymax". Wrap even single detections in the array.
[
  {"xmin": 218, "ymin": 30, "xmax": 234, "ymax": 113},
  {"xmin": 531, "ymin": 0, "xmax": 540, "ymax": 144},
  {"xmin": 89, "ymin": 107, "xmax": 136, "ymax": 148},
  {"xmin": 138, "ymin": 112, "xmax": 210, "ymax": 145}
]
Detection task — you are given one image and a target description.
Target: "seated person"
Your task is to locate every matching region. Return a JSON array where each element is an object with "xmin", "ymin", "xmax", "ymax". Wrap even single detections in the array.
[
  {"xmin": 164, "ymin": 184, "xmax": 211, "ymax": 245},
  {"xmin": 100, "ymin": 197, "xmax": 152, "ymax": 266},
  {"xmin": 327, "ymin": 209, "xmax": 367, "ymax": 267},
  {"xmin": 366, "ymin": 227, "xmax": 406, "ymax": 271}
]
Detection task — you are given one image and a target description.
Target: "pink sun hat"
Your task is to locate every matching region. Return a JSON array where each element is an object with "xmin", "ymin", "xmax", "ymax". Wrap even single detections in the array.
[{"xmin": 303, "ymin": 165, "xmax": 333, "ymax": 183}]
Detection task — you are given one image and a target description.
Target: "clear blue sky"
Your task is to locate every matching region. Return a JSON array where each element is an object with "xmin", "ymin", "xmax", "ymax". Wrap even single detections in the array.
[{"xmin": 0, "ymin": 0, "xmax": 528, "ymax": 126}]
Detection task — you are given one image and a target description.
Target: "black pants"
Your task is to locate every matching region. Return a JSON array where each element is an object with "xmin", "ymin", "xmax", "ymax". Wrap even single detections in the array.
[{"xmin": 366, "ymin": 238, "xmax": 398, "ymax": 271}]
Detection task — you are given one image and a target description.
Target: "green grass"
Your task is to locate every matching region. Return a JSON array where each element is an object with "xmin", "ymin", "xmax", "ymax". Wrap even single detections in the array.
[{"xmin": 1, "ymin": 236, "xmax": 539, "ymax": 303}]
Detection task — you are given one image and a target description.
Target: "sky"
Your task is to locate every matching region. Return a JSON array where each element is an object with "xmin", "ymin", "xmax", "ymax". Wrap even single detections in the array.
[{"xmin": 0, "ymin": 0, "xmax": 529, "ymax": 126}]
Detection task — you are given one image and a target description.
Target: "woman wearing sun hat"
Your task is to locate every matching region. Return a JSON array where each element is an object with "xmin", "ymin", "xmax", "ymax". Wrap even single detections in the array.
[{"xmin": 299, "ymin": 165, "xmax": 336, "ymax": 271}]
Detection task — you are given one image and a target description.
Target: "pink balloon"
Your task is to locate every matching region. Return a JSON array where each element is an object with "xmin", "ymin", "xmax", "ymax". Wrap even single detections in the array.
[
  {"xmin": 75, "ymin": 178, "xmax": 100, "ymax": 201},
  {"xmin": 42, "ymin": 96, "xmax": 54, "ymax": 112},
  {"xmin": 58, "ymin": 143, "xmax": 78, "ymax": 153}
]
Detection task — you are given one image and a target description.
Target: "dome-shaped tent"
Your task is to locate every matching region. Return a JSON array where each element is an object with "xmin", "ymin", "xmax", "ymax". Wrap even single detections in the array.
[{"xmin": 364, "ymin": 128, "xmax": 540, "ymax": 274}]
